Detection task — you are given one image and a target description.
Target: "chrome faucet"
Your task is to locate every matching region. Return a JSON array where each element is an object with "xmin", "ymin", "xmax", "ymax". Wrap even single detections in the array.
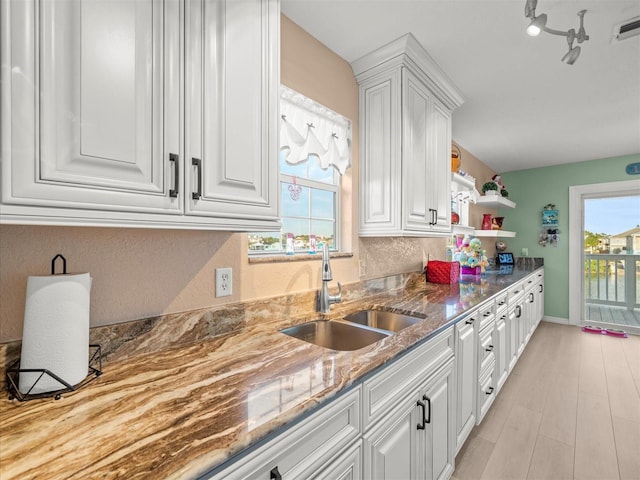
[{"xmin": 319, "ymin": 243, "xmax": 342, "ymax": 313}]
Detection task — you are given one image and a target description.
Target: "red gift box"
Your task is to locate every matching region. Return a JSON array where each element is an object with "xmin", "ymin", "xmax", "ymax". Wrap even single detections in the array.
[{"xmin": 425, "ymin": 261, "xmax": 460, "ymax": 284}]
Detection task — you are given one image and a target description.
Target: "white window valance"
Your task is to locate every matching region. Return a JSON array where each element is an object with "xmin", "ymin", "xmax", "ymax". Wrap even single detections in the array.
[{"xmin": 280, "ymin": 85, "xmax": 352, "ymax": 175}]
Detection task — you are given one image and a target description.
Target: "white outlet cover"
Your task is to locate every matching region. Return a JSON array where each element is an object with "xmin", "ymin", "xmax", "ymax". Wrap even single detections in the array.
[{"xmin": 216, "ymin": 267, "xmax": 232, "ymax": 297}]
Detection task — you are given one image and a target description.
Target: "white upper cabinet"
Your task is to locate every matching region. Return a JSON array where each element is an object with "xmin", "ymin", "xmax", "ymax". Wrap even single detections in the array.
[
  {"xmin": 185, "ymin": 0, "xmax": 279, "ymax": 228},
  {"xmin": 0, "ymin": 0, "xmax": 279, "ymax": 230},
  {"xmin": 352, "ymin": 33, "xmax": 464, "ymax": 237}
]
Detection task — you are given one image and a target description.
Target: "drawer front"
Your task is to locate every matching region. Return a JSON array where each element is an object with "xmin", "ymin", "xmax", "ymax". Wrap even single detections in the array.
[
  {"xmin": 507, "ymin": 281, "xmax": 525, "ymax": 303},
  {"xmin": 209, "ymin": 387, "xmax": 361, "ymax": 480},
  {"xmin": 478, "ymin": 322, "xmax": 496, "ymax": 374},
  {"xmin": 362, "ymin": 326, "xmax": 454, "ymax": 430},
  {"xmin": 478, "ymin": 307, "xmax": 495, "ymax": 332},
  {"xmin": 477, "ymin": 365, "xmax": 496, "ymax": 424}
]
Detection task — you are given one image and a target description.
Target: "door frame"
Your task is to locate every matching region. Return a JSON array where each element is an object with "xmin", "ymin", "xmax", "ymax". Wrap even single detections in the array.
[{"xmin": 568, "ymin": 179, "xmax": 640, "ymax": 327}]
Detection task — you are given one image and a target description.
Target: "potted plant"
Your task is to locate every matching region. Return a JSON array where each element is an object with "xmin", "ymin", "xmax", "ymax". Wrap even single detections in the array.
[
  {"xmin": 500, "ymin": 188, "xmax": 509, "ymax": 198},
  {"xmin": 481, "ymin": 181, "xmax": 499, "ymax": 196}
]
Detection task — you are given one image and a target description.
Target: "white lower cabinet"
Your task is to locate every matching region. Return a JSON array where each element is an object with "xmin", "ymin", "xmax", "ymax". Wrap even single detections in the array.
[
  {"xmin": 454, "ymin": 312, "xmax": 477, "ymax": 453},
  {"xmin": 495, "ymin": 310, "xmax": 508, "ymax": 392},
  {"xmin": 363, "ymin": 356, "xmax": 455, "ymax": 480},
  {"xmin": 204, "ymin": 387, "xmax": 361, "ymax": 480}
]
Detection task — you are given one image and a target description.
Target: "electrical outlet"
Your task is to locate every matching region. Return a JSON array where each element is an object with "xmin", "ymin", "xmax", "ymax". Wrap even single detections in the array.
[{"xmin": 216, "ymin": 267, "xmax": 232, "ymax": 297}]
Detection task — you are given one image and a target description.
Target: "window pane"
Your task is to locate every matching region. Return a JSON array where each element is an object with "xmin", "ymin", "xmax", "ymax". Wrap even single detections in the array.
[
  {"xmin": 282, "ymin": 218, "xmax": 311, "ymax": 251},
  {"xmin": 248, "ymin": 232, "xmax": 284, "ymax": 252},
  {"xmin": 311, "ymin": 188, "xmax": 335, "ymax": 219},
  {"xmin": 281, "ymin": 183, "xmax": 310, "ymax": 218},
  {"xmin": 311, "ymin": 220, "xmax": 335, "ymax": 249}
]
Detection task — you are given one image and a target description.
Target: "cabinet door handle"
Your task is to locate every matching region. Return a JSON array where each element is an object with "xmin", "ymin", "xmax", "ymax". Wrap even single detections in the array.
[
  {"xmin": 192, "ymin": 157, "xmax": 202, "ymax": 200},
  {"xmin": 424, "ymin": 394, "xmax": 431, "ymax": 424},
  {"xmin": 529, "ymin": 293, "xmax": 534, "ymax": 302},
  {"xmin": 417, "ymin": 399, "xmax": 426, "ymax": 430},
  {"xmin": 485, "ymin": 345, "xmax": 494, "ymax": 352},
  {"xmin": 428, "ymin": 208, "xmax": 437, "ymax": 225},
  {"xmin": 270, "ymin": 466, "xmax": 282, "ymax": 480},
  {"xmin": 485, "ymin": 386, "xmax": 494, "ymax": 395},
  {"xmin": 169, "ymin": 153, "xmax": 179, "ymax": 198},
  {"xmin": 516, "ymin": 305, "xmax": 522, "ymax": 318},
  {"xmin": 539, "ymin": 285, "xmax": 543, "ymax": 293}
]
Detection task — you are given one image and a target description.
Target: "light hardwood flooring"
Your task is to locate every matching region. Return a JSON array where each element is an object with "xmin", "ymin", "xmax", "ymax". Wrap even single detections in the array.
[{"xmin": 453, "ymin": 321, "xmax": 640, "ymax": 480}]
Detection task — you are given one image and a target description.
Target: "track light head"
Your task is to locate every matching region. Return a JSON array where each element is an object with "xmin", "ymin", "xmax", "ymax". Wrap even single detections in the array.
[
  {"xmin": 524, "ymin": 1, "xmax": 589, "ymax": 64},
  {"xmin": 527, "ymin": 14, "xmax": 547, "ymax": 36},
  {"xmin": 562, "ymin": 45, "xmax": 581, "ymax": 64}
]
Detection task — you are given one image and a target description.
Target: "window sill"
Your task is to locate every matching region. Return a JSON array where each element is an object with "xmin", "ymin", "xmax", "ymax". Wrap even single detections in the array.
[{"xmin": 249, "ymin": 251, "xmax": 354, "ymax": 265}]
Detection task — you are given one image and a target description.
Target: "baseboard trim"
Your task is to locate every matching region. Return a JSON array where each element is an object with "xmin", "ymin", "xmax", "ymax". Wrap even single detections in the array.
[{"xmin": 542, "ymin": 316, "xmax": 570, "ymax": 325}]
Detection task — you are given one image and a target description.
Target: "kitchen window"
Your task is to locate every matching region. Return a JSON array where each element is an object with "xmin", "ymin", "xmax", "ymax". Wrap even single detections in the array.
[{"xmin": 248, "ymin": 86, "xmax": 351, "ymax": 256}]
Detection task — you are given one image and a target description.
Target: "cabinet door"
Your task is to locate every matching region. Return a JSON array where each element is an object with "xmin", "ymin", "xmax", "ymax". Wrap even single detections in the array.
[
  {"xmin": 185, "ymin": 0, "xmax": 279, "ymax": 229},
  {"xmin": 421, "ymin": 358, "xmax": 455, "ymax": 480},
  {"xmin": 429, "ymin": 99, "xmax": 452, "ymax": 233},
  {"xmin": 3, "ymin": 0, "xmax": 181, "ymax": 214},
  {"xmin": 454, "ymin": 317, "xmax": 476, "ymax": 453},
  {"xmin": 364, "ymin": 391, "xmax": 422, "ymax": 480},
  {"xmin": 507, "ymin": 304, "xmax": 519, "ymax": 372},
  {"xmin": 358, "ymin": 70, "xmax": 402, "ymax": 235},
  {"xmin": 402, "ymin": 69, "xmax": 432, "ymax": 232},
  {"xmin": 495, "ymin": 313, "xmax": 509, "ymax": 392}
]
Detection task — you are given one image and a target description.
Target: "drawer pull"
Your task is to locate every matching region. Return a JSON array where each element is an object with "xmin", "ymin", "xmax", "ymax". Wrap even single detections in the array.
[
  {"xmin": 417, "ymin": 399, "xmax": 426, "ymax": 430},
  {"xmin": 465, "ymin": 318, "xmax": 474, "ymax": 325},
  {"xmin": 169, "ymin": 153, "xmax": 179, "ymax": 197},
  {"xmin": 485, "ymin": 386, "xmax": 494, "ymax": 395},
  {"xmin": 484, "ymin": 311, "xmax": 492, "ymax": 317},
  {"xmin": 270, "ymin": 466, "xmax": 282, "ymax": 480},
  {"xmin": 485, "ymin": 345, "xmax": 494, "ymax": 352},
  {"xmin": 498, "ymin": 301, "xmax": 505, "ymax": 306}
]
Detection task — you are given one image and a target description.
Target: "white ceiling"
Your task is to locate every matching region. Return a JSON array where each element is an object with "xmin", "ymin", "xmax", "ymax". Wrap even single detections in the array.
[{"xmin": 281, "ymin": 0, "xmax": 640, "ymax": 173}]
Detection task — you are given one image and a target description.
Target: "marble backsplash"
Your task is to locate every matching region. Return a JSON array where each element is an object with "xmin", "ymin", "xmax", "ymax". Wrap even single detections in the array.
[
  {"xmin": 0, "ymin": 271, "xmax": 415, "ymax": 385},
  {"xmin": 0, "ymin": 257, "xmax": 543, "ymax": 387}
]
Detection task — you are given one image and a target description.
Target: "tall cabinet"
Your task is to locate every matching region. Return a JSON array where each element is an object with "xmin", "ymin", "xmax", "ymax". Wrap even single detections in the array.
[
  {"xmin": 352, "ymin": 33, "xmax": 464, "ymax": 237},
  {"xmin": 1, "ymin": 0, "xmax": 279, "ymax": 230}
]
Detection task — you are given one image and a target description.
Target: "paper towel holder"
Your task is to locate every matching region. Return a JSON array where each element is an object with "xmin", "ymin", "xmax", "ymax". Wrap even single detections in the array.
[
  {"xmin": 51, "ymin": 253, "xmax": 67, "ymax": 275},
  {"xmin": 6, "ymin": 345, "xmax": 102, "ymax": 402}
]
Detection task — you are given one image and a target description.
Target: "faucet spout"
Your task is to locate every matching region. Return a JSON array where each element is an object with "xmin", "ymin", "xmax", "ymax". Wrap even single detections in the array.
[{"xmin": 319, "ymin": 244, "xmax": 342, "ymax": 313}]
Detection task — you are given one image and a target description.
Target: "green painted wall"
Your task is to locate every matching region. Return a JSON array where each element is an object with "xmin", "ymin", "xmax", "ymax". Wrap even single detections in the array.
[{"xmin": 499, "ymin": 153, "xmax": 640, "ymax": 321}]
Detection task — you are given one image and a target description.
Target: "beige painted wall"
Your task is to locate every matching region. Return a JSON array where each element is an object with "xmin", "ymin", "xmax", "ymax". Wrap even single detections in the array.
[{"xmin": 0, "ymin": 15, "xmax": 496, "ymax": 343}]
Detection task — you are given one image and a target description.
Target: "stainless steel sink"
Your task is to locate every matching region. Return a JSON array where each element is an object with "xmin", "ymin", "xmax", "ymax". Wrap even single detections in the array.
[
  {"xmin": 281, "ymin": 320, "xmax": 390, "ymax": 351},
  {"xmin": 343, "ymin": 310, "xmax": 424, "ymax": 332}
]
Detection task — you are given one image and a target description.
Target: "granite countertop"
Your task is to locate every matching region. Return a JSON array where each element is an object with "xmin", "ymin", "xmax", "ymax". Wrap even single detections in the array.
[{"xmin": 0, "ymin": 265, "xmax": 542, "ymax": 479}]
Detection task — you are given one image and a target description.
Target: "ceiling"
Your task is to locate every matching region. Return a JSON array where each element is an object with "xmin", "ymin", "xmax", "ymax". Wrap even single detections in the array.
[{"xmin": 281, "ymin": 0, "xmax": 640, "ymax": 173}]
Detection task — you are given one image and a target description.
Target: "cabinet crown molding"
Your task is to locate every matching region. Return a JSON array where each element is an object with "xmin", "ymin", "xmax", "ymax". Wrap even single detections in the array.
[{"xmin": 351, "ymin": 33, "xmax": 465, "ymax": 111}]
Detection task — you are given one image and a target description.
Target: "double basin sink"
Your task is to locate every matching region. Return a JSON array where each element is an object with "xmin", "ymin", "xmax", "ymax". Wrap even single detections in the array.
[{"xmin": 281, "ymin": 310, "xmax": 424, "ymax": 351}]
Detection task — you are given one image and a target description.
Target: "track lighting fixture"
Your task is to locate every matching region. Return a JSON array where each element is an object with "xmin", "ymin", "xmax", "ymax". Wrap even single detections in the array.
[{"xmin": 524, "ymin": 0, "xmax": 589, "ymax": 64}]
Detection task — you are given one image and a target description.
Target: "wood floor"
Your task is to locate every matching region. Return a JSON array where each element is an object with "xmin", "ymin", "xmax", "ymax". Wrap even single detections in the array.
[
  {"xmin": 585, "ymin": 304, "xmax": 640, "ymax": 328},
  {"xmin": 453, "ymin": 321, "xmax": 640, "ymax": 480}
]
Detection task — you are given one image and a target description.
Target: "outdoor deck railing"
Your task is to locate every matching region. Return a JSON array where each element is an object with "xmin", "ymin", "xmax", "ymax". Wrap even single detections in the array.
[{"xmin": 584, "ymin": 253, "xmax": 640, "ymax": 310}]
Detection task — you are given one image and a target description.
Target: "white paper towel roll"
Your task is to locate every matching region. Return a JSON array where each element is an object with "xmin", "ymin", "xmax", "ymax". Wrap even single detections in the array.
[{"xmin": 19, "ymin": 273, "xmax": 92, "ymax": 394}]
